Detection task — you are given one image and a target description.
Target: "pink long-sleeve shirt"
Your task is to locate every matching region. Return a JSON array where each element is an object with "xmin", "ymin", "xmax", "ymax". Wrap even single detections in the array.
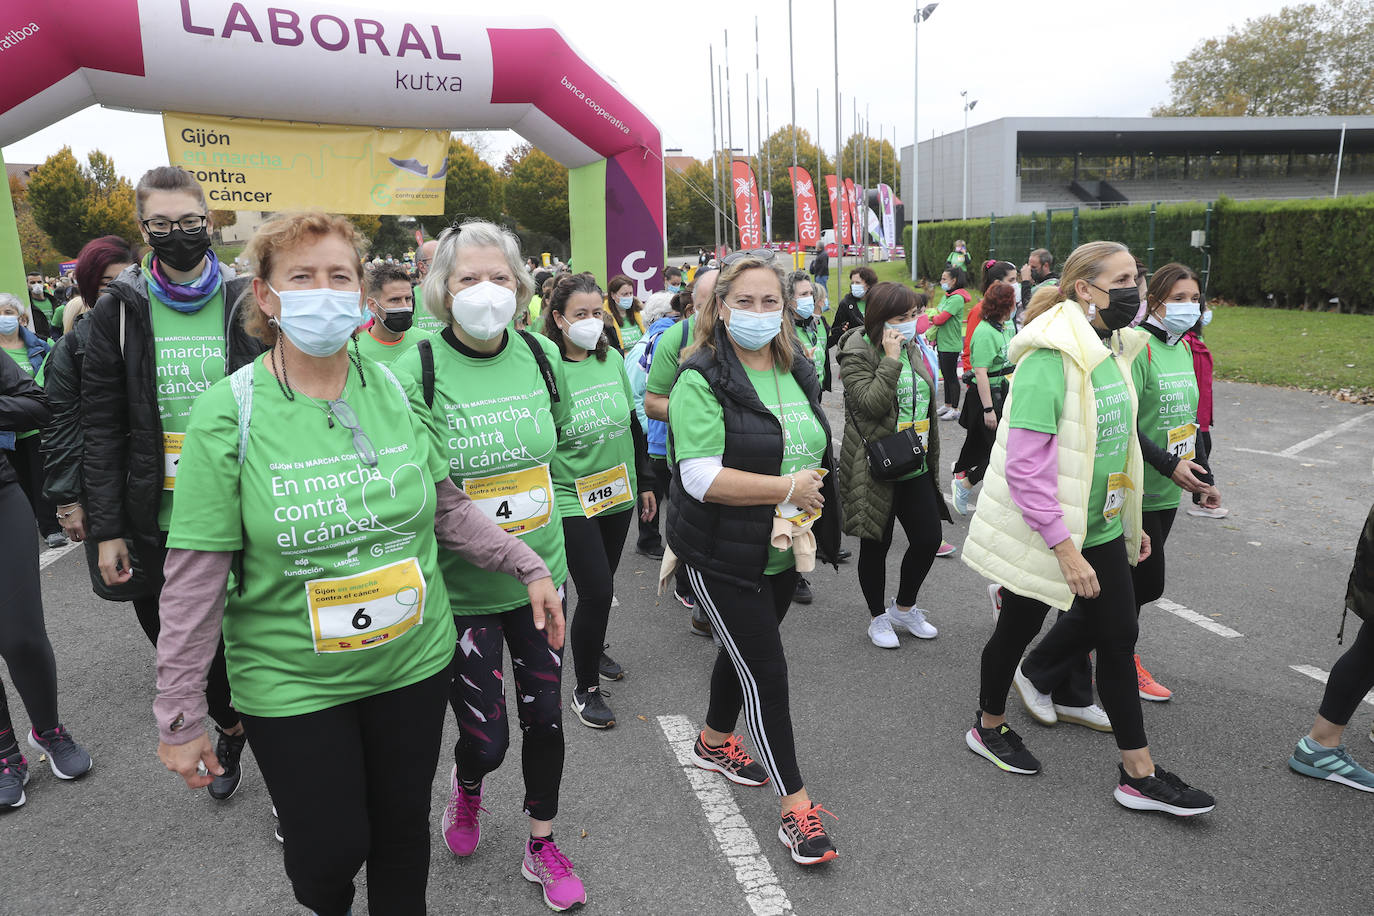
[
  {"xmin": 155, "ymin": 477, "xmax": 550, "ymax": 745},
  {"xmin": 1005, "ymin": 426, "xmax": 1071, "ymax": 550}
]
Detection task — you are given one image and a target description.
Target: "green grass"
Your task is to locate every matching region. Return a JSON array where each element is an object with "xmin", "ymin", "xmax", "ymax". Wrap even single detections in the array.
[
  {"xmin": 213, "ymin": 242, "xmax": 246, "ymax": 263},
  {"xmin": 820, "ymin": 257, "xmax": 949, "ymax": 308},
  {"xmin": 1205, "ymin": 306, "xmax": 1374, "ymax": 393}
]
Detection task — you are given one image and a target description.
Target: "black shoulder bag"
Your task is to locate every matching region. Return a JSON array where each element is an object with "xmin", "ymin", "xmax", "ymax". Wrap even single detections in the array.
[{"xmin": 845, "ymin": 355, "xmax": 926, "ymax": 481}]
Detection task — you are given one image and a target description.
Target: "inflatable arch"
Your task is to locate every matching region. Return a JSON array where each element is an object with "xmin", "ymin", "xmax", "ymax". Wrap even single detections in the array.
[{"xmin": 0, "ymin": 2, "xmax": 666, "ymax": 297}]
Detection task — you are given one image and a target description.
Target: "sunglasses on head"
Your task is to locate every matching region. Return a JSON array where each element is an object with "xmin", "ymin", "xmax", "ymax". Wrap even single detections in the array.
[{"xmin": 722, "ymin": 248, "xmax": 776, "ymax": 266}]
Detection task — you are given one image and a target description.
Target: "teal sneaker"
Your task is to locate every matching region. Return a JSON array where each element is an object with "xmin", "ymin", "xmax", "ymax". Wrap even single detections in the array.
[{"xmin": 1289, "ymin": 736, "xmax": 1374, "ymax": 793}]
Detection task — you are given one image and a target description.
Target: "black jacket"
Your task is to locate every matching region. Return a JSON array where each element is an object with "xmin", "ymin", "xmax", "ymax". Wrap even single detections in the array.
[
  {"xmin": 808, "ymin": 253, "xmax": 828, "ymax": 276},
  {"xmin": 40, "ymin": 315, "xmax": 90, "ymax": 505},
  {"xmin": 80, "ymin": 264, "xmax": 264, "ymax": 541},
  {"xmin": 666, "ymin": 321, "xmax": 840, "ymax": 589},
  {"xmin": 827, "ymin": 294, "xmax": 866, "ymax": 348},
  {"xmin": 0, "ymin": 348, "xmax": 49, "ymax": 488}
]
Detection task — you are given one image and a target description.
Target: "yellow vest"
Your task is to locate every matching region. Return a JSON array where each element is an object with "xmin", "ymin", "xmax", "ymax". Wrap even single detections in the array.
[{"xmin": 962, "ymin": 300, "xmax": 1146, "ymax": 611}]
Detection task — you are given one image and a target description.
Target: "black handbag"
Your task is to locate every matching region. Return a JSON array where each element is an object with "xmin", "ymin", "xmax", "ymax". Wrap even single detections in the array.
[{"xmin": 845, "ymin": 370, "xmax": 927, "ymax": 482}]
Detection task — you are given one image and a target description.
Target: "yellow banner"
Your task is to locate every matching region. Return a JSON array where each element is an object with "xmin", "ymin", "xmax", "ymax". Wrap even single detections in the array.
[{"xmin": 162, "ymin": 112, "xmax": 448, "ymax": 215}]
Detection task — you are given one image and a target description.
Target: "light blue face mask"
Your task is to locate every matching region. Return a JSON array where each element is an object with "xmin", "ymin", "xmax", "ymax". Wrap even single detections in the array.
[
  {"xmin": 887, "ymin": 319, "xmax": 918, "ymax": 341},
  {"xmin": 1161, "ymin": 301, "xmax": 1202, "ymax": 336},
  {"xmin": 940, "ymin": 281, "xmax": 952, "ymax": 292},
  {"xmin": 617, "ymin": 295, "xmax": 633, "ymax": 311},
  {"xmin": 850, "ymin": 283, "xmax": 865, "ymax": 299},
  {"xmin": 270, "ymin": 284, "xmax": 364, "ymax": 357},
  {"xmin": 0, "ymin": 315, "xmax": 19, "ymax": 335},
  {"xmin": 794, "ymin": 296, "xmax": 815, "ymax": 320},
  {"xmin": 726, "ymin": 307, "xmax": 783, "ymax": 350},
  {"xmin": 667, "ymin": 284, "xmax": 682, "ymax": 294},
  {"xmin": 1201, "ymin": 308, "xmax": 1213, "ymax": 327}
]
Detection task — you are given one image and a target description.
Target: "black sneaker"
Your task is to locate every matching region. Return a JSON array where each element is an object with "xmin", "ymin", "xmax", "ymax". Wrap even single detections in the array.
[
  {"xmin": 0, "ymin": 753, "xmax": 28, "ymax": 808},
  {"xmin": 792, "ymin": 576, "xmax": 814, "ymax": 605},
  {"xmin": 636, "ymin": 544, "xmax": 665, "ymax": 560},
  {"xmin": 779, "ymin": 801, "xmax": 838, "ymax": 865},
  {"xmin": 209, "ymin": 727, "xmax": 248, "ymax": 800},
  {"xmin": 598, "ymin": 647, "xmax": 624, "ymax": 681},
  {"xmin": 27, "ymin": 725, "xmax": 92, "ymax": 779},
  {"xmin": 691, "ymin": 732, "xmax": 769, "ymax": 786},
  {"xmin": 572, "ymin": 687, "xmax": 616, "ymax": 729},
  {"xmin": 964, "ymin": 715, "xmax": 1041, "ymax": 775},
  {"xmin": 1114, "ymin": 764, "xmax": 1216, "ymax": 816}
]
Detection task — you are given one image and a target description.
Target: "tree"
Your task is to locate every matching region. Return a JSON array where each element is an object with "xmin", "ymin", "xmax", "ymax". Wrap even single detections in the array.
[
  {"xmin": 420, "ymin": 137, "xmax": 504, "ymax": 237},
  {"xmin": 665, "ymin": 158, "xmax": 719, "ymax": 248},
  {"xmin": 1154, "ymin": 0, "xmax": 1374, "ymax": 117},
  {"xmin": 503, "ymin": 145, "xmax": 569, "ymax": 242},
  {"xmin": 10, "ymin": 176, "xmax": 69, "ymax": 274},
  {"xmin": 757, "ymin": 126, "xmax": 834, "ymax": 242},
  {"xmin": 25, "ymin": 147, "xmax": 140, "ymax": 255},
  {"xmin": 342, "ymin": 213, "xmax": 382, "ymax": 253}
]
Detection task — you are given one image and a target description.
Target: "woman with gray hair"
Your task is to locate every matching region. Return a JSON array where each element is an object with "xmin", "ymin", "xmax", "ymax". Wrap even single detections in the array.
[{"xmin": 394, "ymin": 220, "xmax": 585, "ymax": 912}]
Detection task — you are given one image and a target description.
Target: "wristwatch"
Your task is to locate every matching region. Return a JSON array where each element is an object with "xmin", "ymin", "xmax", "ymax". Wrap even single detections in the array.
[{"xmin": 983, "ymin": 407, "xmax": 995, "ymax": 413}]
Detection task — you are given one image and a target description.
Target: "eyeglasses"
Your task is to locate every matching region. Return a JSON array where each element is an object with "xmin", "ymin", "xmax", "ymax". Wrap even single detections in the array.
[
  {"xmin": 327, "ymin": 397, "xmax": 378, "ymax": 468},
  {"xmin": 722, "ymin": 248, "xmax": 776, "ymax": 266},
  {"xmin": 141, "ymin": 215, "xmax": 207, "ymax": 237}
]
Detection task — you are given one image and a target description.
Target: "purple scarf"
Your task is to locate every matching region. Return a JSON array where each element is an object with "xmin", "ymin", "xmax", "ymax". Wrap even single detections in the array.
[{"xmin": 143, "ymin": 251, "xmax": 223, "ymax": 313}]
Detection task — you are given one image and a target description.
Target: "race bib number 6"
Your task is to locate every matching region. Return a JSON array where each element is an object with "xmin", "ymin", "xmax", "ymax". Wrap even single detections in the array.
[
  {"xmin": 575, "ymin": 463, "xmax": 633, "ymax": 518},
  {"xmin": 1102, "ymin": 472, "xmax": 1134, "ymax": 522},
  {"xmin": 306, "ymin": 557, "xmax": 425, "ymax": 654},
  {"xmin": 463, "ymin": 465, "xmax": 554, "ymax": 535},
  {"xmin": 162, "ymin": 432, "xmax": 185, "ymax": 490}
]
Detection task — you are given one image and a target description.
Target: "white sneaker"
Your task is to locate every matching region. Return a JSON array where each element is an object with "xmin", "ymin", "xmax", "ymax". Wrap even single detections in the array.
[
  {"xmin": 1013, "ymin": 665, "xmax": 1057, "ymax": 725},
  {"xmin": 987, "ymin": 583, "xmax": 1003, "ymax": 623},
  {"xmin": 1186, "ymin": 505, "xmax": 1229, "ymax": 518},
  {"xmin": 887, "ymin": 602, "xmax": 937, "ymax": 639},
  {"xmin": 1053, "ymin": 703, "xmax": 1113, "ymax": 732},
  {"xmin": 867, "ymin": 614, "xmax": 900, "ymax": 649}
]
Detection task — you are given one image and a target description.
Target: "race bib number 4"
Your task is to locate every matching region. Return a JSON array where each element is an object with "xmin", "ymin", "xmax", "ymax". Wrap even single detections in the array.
[
  {"xmin": 776, "ymin": 467, "xmax": 827, "ymax": 526},
  {"xmin": 1167, "ymin": 423, "xmax": 1197, "ymax": 462},
  {"xmin": 162, "ymin": 432, "xmax": 185, "ymax": 490},
  {"xmin": 463, "ymin": 465, "xmax": 554, "ymax": 535},
  {"xmin": 306, "ymin": 557, "xmax": 425, "ymax": 654},
  {"xmin": 575, "ymin": 463, "xmax": 633, "ymax": 518},
  {"xmin": 1103, "ymin": 472, "xmax": 1134, "ymax": 522}
]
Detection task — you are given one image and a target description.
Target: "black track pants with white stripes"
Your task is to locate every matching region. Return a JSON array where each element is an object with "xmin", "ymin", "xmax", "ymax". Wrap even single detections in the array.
[{"xmin": 687, "ymin": 565, "xmax": 803, "ymax": 796}]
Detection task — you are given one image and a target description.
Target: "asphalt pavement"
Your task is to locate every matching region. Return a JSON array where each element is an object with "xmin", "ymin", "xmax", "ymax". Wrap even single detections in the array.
[{"xmin": 4, "ymin": 379, "xmax": 1373, "ymax": 916}]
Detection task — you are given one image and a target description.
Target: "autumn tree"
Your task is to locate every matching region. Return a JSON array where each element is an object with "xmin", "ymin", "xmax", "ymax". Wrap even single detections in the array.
[
  {"xmin": 1154, "ymin": 0, "xmax": 1374, "ymax": 117},
  {"xmin": 503, "ymin": 145, "xmax": 569, "ymax": 242},
  {"xmin": 10, "ymin": 176, "xmax": 68, "ymax": 274},
  {"xmin": 420, "ymin": 137, "xmax": 504, "ymax": 237},
  {"xmin": 25, "ymin": 147, "xmax": 140, "ymax": 255}
]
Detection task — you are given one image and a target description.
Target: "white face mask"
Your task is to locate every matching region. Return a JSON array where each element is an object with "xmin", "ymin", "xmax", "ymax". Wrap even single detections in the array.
[
  {"xmin": 561, "ymin": 315, "xmax": 604, "ymax": 350},
  {"xmin": 269, "ymin": 285, "xmax": 364, "ymax": 357},
  {"xmin": 450, "ymin": 280, "xmax": 517, "ymax": 341},
  {"xmin": 1011, "ymin": 283, "xmax": 1022, "ymax": 306}
]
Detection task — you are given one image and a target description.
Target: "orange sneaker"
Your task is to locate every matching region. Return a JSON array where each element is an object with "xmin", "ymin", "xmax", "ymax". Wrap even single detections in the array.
[{"xmin": 1135, "ymin": 654, "xmax": 1172, "ymax": 702}]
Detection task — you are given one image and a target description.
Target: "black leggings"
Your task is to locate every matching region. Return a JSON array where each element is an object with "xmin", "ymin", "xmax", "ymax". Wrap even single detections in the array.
[
  {"xmin": 0, "ymin": 482, "xmax": 59, "ymax": 734},
  {"xmin": 636, "ymin": 457, "xmax": 668, "ymax": 551},
  {"xmin": 857, "ymin": 474, "xmax": 943, "ymax": 617},
  {"xmin": 451, "ymin": 606, "xmax": 565, "ymax": 821},
  {"xmin": 242, "ymin": 668, "xmax": 450, "ymax": 916},
  {"xmin": 1191, "ymin": 432, "xmax": 1213, "ymax": 504},
  {"xmin": 563, "ymin": 508, "xmax": 633, "ymax": 692},
  {"xmin": 1133, "ymin": 508, "xmax": 1177, "ymax": 612},
  {"xmin": 689, "ymin": 565, "xmax": 803, "ymax": 796},
  {"xmin": 1319, "ymin": 619, "xmax": 1374, "ymax": 726},
  {"xmin": 980, "ymin": 537, "xmax": 1147, "ymax": 750},
  {"xmin": 952, "ymin": 406, "xmax": 996, "ymax": 486},
  {"xmin": 938, "ymin": 350, "xmax": 961, "ymax": 409},
  {"xmin": 11, "ymin": 435, "xmax": 59, "ymax": 537}
]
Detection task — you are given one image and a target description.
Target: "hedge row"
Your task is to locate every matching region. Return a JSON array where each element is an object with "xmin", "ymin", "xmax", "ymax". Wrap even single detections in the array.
[{"xmin": 903, "ymin": 194, "xmax": 1374, "ymax": 313}]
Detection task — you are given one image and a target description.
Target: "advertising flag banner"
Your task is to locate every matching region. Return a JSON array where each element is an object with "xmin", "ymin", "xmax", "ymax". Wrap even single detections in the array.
[
  {"xmin": 789, "ymin": 167, "xmax": 821, "ymax": 248},
  {"xmin": 731, "ymin": 159, "xmax": 763, "ymax": 248},
  {"xmin": 878, "ymin": 183, "xmax": 896, "ymax": 247},
  {"xmin": 844, "ymin": 178, "xmax": 860, "ymax": 245},
  {"xmin": 825, "ymin": 175, "xmax": 850, "ymax": 246},
  {"xmin": 163, "ymin": 112, "xmax": 449, "ymax": 214}
]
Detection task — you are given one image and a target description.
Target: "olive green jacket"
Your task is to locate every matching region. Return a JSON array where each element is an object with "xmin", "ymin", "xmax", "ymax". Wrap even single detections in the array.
[{"xmin": 836, "ymin": 327, "xmax": 951, "ymax": 542}]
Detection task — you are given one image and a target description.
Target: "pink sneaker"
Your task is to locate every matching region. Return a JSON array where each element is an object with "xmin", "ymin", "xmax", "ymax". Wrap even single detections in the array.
[
  {"xmin": 441, "ymin": 766, "xmax": 486, "ymax": 857},
  {"xmin": 522, "ymin": 835, "xmax": 587, "ymax": 911}
]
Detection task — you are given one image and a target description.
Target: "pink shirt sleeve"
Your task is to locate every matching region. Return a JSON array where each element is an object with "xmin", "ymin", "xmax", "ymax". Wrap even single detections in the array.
[
  {"xmin": 155, "ymin": 549, "xmax": 231, "ymax": 745},
  {"xmin": 1006, "ymin": 427, "xmax": 1071, "ymax": 549},
  {"xmin": 433, "ymin": 478, "xmax": 551, "ymax": 585}
]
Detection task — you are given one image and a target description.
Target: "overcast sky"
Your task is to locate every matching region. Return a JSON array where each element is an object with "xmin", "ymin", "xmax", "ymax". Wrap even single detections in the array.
[{"xmin": 4, "ymin": 0, "xmax": 1295, "ymax": 180}]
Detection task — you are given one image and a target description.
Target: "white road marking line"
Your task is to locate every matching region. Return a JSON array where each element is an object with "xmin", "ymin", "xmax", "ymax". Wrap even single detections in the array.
[
  {"xmin": 1153, "ymin": 598, "xmax": 1244, "ymax": 638},
  {"xmin": 1289, "ymin": 665, "xmax": 1374, "ymax": 707},
  {"xmin": 1233, "ymin": 447, "xmax": 1334, "ymax": 465},
  {"xmin": 1278, "ymin": 411, "xmax": 1373, "ymax": 457},
  {"xmin": 39, "ymin": 539, "xmax": 82, "ymax": 570},
  {"xmin": 657, "ymin": 714, "xmax": 794, "ymax": 916}
]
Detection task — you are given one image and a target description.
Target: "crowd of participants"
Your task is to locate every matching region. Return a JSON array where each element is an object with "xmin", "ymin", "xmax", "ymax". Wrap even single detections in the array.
[{"xmin": 0, "ymin": 165, "xmax": 1370, "ymax": 916}]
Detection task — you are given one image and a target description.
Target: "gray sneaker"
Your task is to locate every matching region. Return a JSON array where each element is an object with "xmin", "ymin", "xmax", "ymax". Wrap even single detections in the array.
[
  {"xmin": 0, "ymin": 753, "xmax": 28, "ymax": 808},
  {"xmin": 27, "ymin": 725, "xmax": 92, "ymax": 779},
  {"xmin": 209, "ymin": 727, "xmax": 248, "ymax": 800}
]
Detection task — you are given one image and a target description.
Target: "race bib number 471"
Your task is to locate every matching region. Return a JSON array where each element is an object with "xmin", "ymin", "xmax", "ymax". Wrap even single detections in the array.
[{"xmin": 306, "ymin": 557, "xmax": 425, "ymax": 654}]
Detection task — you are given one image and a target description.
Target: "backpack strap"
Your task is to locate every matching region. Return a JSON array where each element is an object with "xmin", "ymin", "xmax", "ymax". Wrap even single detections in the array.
[
  {"xmin": 418, "ymin": 338, "xmax": 436, "ymax": 408},
  {"xmin": 516, "ymin": 329, "xmax": 559, "ymax": 405},
  {"xmin": 118, "ymin": 302, "xmax": 125, "ymax": 357},
  {"xmin": 229, "ymin": 363, "xmax": 255, "ymax": 465},
  {"xmin": 374, "ymin": 362, "xmax": 410, "ymax": 403}
]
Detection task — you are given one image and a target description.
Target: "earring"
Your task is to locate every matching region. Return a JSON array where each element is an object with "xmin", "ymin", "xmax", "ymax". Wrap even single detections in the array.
[{"xmin": 267, "ymin": 316, "xmax": 280, "ymax": 328}]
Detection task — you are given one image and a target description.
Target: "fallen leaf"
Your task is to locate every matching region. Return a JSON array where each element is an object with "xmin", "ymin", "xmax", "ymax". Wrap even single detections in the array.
[
  {"xmin": 581, "ymin": 829, "xmax": 588, "ymax": 839},
  {"xmin": 636, "ymin": 715, "xmax": 647, "ymax": 721}
]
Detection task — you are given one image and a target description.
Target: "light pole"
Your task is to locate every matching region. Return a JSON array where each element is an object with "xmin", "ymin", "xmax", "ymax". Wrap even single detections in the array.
[
  {"xmin": 911, "ymin": 2, "xmax": 937, "ymax": 283},
  {"xmin": 961, "ymin": 89, "xmax": 978, "ymax": 221}
]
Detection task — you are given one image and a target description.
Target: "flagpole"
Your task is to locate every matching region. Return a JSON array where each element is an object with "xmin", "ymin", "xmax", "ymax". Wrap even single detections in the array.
[
  {"xmin": 788, "ymin": 0, "xmax": 801, "ymax": 253},
  {"xmin": 709, "ymin": 45, "xmax": 722, "ymax": 256},
  {"xmin": 833, "ymin": 0, "xmax": 844, "ymax": 287}
]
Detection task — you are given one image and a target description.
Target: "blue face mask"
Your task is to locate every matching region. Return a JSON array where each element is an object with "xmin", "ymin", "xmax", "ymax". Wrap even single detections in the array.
[
  {"xmin": 667, "ymin": 284, "xmax": 681, "ymax": 294},
  {"xmin": 1161, "ymin": 301, "xmax": 1202, "ymax": 336},
  {"xmin": 270, "ymin": 284, "xmax": 364, "ymax": 357},
  {"xmin": 850, "ymin": 283, "xmax": 865, "ymax": 299},
  {"xmin": 940, "ymin": 281, "xmax": 952, "ymax": 292},
  {"xmin": 887, "ymin": 319, "xmax": 918, "ymax": 341},
  {"xmin": 726, "ymin": 307, "xmax": 783, "ymax": 351},
  {"xmin": 617, "ymin": 295, "xmax": 634, "ymax": 311},
  {"xmin": 1201, "ymin": 308, "xmax": 1213, "ymax": 327},
  {"xmin": 0, "ymin": 315, "xmax": 19, "ymax": 335},
  {"xmin": 794, "ymin": 296, "xmax": 815, "ymax": 320}
]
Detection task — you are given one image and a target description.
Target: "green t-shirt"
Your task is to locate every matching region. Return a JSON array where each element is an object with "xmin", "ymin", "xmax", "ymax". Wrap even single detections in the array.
[
  {"xmin": 670, "ymin": 365, "xmax": 827, "ymax": 574},
  {"xmin": 970, "ymin": 319, "xmax": 1015, "ymax": 374},
  {"xmin": 52, "ymin": 304, "xmax": 66, "ymax": 333},
  {"xmin": 935, "ymin": 291, "xmax": 967, "ymax": 353},
  {"xmin": 1009, "ymin": 347, "xmax": 1133, "ymax": 548},
  {"xmin": 646, "ymin": 317, "xmax": 695, "ymax": 396},
  {"xmin": 797, "ymin": 321, "xmax": 826, "ymax": 384},
  {"xmin": 168, "ymin": 357, "xmax": 456, "ymax": 718},
  {"xmin": 149, "ymin": 287, "xmax": 227, "ymax": 531},
  {"xmin": 412, "ymin": 283, "xmax": 448, "ymax": 336},
  {"xmin": 3, "ymin": 346, "xmax": 32, "ymax": 375},
  {"xmin": 355, "ymin": 327, "xmax": 434, "ymax": 368},
  {"xmin": 893, "ymin": 353, "xmax": 932, "ymax": 480},
  {"xmin": 551, "ymin": 351, "xmax": 639, "ymax": 519},
  {"xmin": 395, "ymin": 332, "xmax": 571, "ymax": 613},
  {"xmin": 617, "ymin": 315, "xmax": 644, "ymax": 349},
  {"xmin": 1132, "ymin": 334, "xmax": 1200, "ymax": 512}
]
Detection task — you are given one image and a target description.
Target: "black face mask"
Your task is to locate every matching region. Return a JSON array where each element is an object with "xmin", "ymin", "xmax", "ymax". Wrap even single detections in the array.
[
  {"xmin": 1096, "ymin": 285, "xmax": 1145, "ymax": 331},
  {"xmin": 148, "ymin": 227, "xmax": 212, "ymax": 273},
  {"xmin": 381, "ymin": 309, "xmax": 414, "ymax": 333}
]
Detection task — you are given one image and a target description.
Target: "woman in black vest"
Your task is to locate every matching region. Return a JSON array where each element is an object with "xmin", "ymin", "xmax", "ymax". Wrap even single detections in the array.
[{"xmin": 665, "ymin": 253, "xmax": 841, "ymax": 866}]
